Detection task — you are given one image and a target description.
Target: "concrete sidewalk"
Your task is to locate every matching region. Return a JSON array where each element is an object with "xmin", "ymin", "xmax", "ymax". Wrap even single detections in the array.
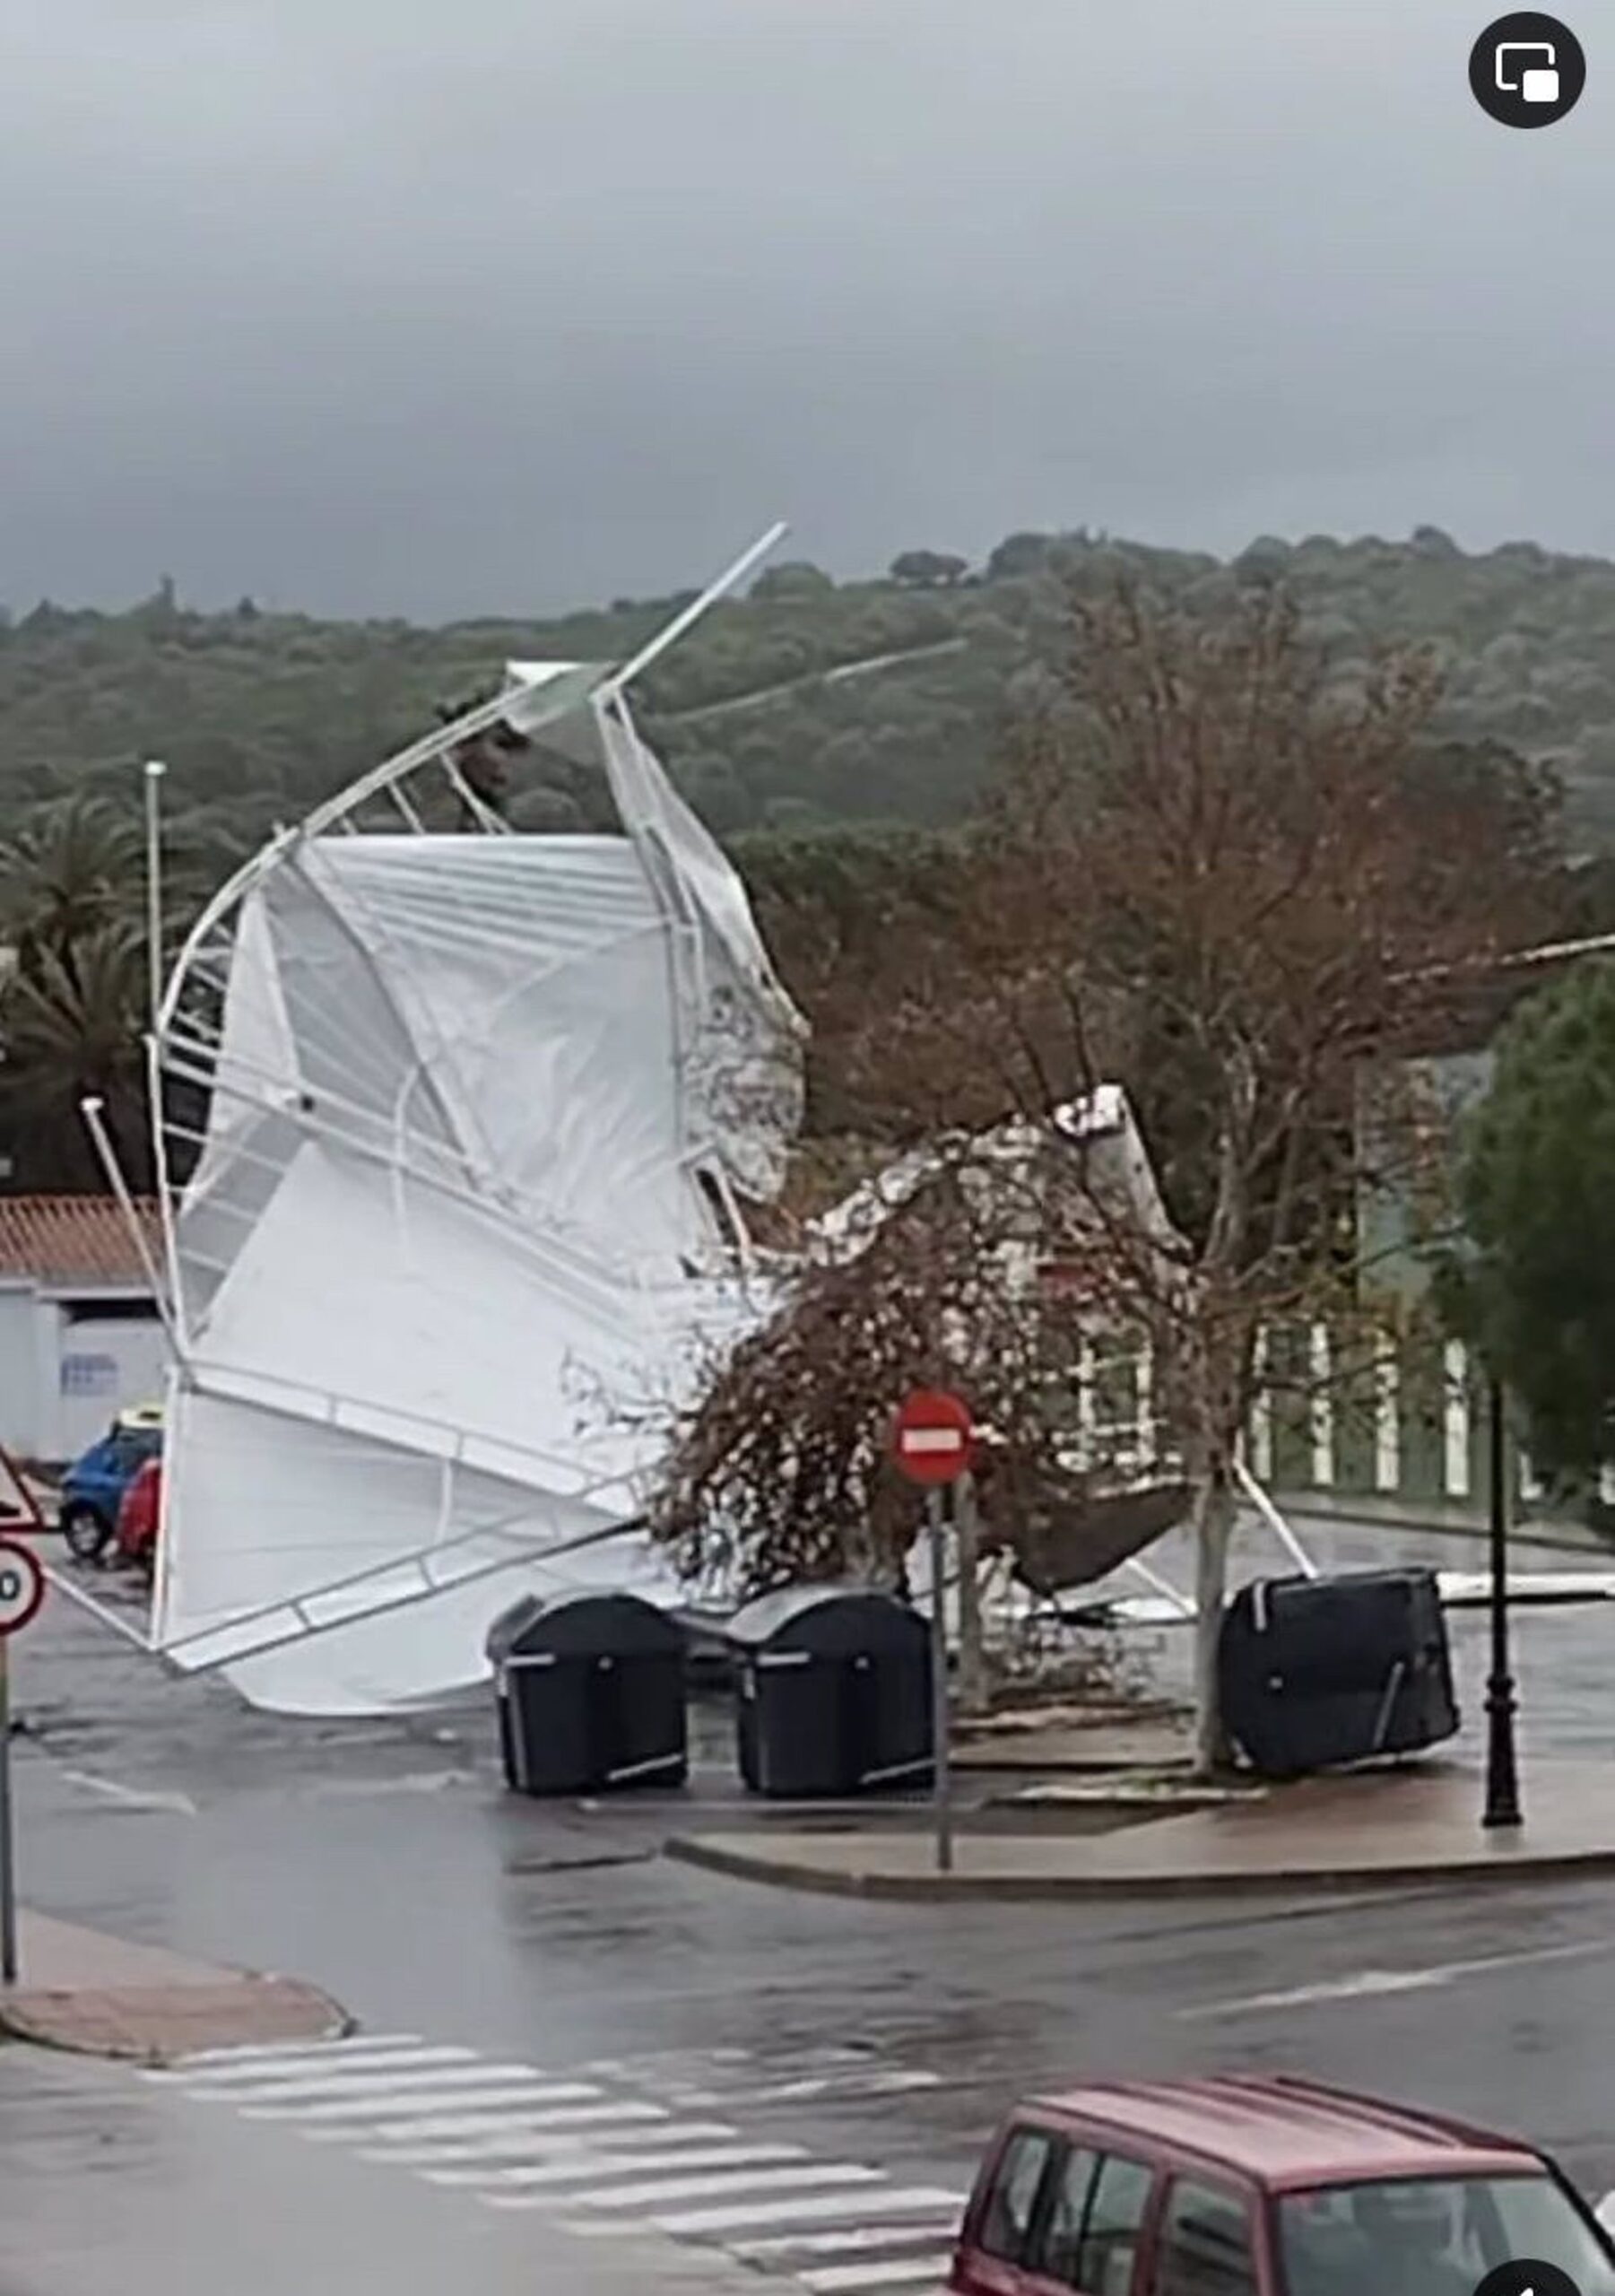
[
  {"xmin": 666, "ymin": 1759, "xmax": 1615, "ymax": 1900},
  {"xmin": 954, "ymin": 1712, "xmax": 1192, "ymax": 1773},
  {"xmin": 0, "ymin": 1909, "xmax": 348, "ymax": 2062}
]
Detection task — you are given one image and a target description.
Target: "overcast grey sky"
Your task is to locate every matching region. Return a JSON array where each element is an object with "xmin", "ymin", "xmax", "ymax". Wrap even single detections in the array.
[{"xmin": 4, "ymin": 0, "xmax": 1606, "ymax": 620}]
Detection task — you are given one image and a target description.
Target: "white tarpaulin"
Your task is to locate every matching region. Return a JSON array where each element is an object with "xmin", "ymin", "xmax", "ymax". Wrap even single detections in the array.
[{"xmin": 152, "ymin": 623, "xmax": 803, "ymax": 1715}]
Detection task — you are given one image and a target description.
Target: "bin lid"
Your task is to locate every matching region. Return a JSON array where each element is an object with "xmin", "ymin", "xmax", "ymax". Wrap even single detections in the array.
[
  {"xmin": 723, "ymin": 1582, "xmax": 926, "ymax": 1655},
  {"xmin": 1238, "ymin": 1566, "xmax": 1441, "ymax": 1623},
  {"xmin": 485, "ymin": 1587, "xmax": 687, "ymax": 1665},
  {"xmin": 1224, "ymin": 1568, "xmax": 1448, "ymax": 1683}
]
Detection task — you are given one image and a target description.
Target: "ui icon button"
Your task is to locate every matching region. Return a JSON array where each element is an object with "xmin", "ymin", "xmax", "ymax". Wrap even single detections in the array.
[
  {"xmin": 1474, "ymin": 2263, "xmax": 1582, "ymax": 2296},
  {"xmin": 1471, "ymin": 13, "xmax": 1586, "ymax": 125}
]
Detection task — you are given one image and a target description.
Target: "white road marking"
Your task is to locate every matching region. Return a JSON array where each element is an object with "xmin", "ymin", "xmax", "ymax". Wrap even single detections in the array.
[
  {"xmin": 374, "ymin": 2120, "xmax": 741, "ymax": 2169},
  {"xmin": 487, "ymin": 2198, "xmax": 624, "ymax": 2219},
  {"xmin": 371, "ymin": 2112, "xmax": 734, "ymax": 2167},
  {"xmin": 671, "ymin": 2070, "xmax": 942, "ymax": 2106},
  {"xmin": 1181, "ymin": 1935, "xmax": 1615, "ymax": 2020},
  {"xmin": 173, "ymin": 2032, "xmax": 421, "ymax": 2069},
  {"xmin": 61, "ymin": 1770, "xmax": 198, "ymax": 1816},
  {"xmin": 160, "ymin": 2046, "xmax": 480, "ymax": 2087},
  {"xmin": 803, "ymin": 2257, "xmax": 951, "ymax": 2291},
  {"xmin": 169, "ymin": 2020, "xmax": 958, "ymax": 2283},
  {"xmin": 647, "ymin": 2185, "xmax": 965, "ymax": 2237},
  {"xmin": 245, "ymin": 2082, "xmax": 599, "ymax": 2125},
  {"xmin": 423, "ymin": 2143, "xmax": 806, "ymax": 2190},
  {"xmin": 334, "ymin": 2101, "xmax": 668, "ymax": 2144},
  {"xmin": 577, "ymin": 2048, "xmax": 756, "ymax": 2075},
  {"xmin": 196, "ymin": 2062, "xmax": 568, "ymax": 2106},
  {"xmin": 735, "ymin": 2224, "xmax": 962, "ymax": 2260},
  {"xmin": 573, "ymin": 2162, "xmax": 883, "ymax": 2211},
  {"xmin": 308, "ymin": 1770, "xmax": 477, "ymax": 1796}
]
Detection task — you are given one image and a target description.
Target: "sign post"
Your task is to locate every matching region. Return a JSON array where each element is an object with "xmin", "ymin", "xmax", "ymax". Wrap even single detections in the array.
[
  {"xmin": 0, "ymin": 1535, "xmax": 46, "ymax": 1986},
  {"xmin": 890, "ymin": 1389, "xmax": 975, "ymax": 1875}
]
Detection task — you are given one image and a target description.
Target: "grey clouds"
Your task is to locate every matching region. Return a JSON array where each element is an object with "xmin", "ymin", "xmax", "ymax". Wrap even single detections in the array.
[{"xmin": 3, "ymin": 0, "xmax": 1607, "ymax": 618}]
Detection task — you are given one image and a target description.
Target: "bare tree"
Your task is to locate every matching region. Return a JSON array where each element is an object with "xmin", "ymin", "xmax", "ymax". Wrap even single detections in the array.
[{"xmin": 656, "ymin": 585, "xmax": 1561, "ymax": 1770}]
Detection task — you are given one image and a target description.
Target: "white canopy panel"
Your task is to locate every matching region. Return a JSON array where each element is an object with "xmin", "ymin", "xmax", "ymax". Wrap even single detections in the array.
[{"xmin": 152, "ymin": 625, "xmax": 803, "ymax": 1715}]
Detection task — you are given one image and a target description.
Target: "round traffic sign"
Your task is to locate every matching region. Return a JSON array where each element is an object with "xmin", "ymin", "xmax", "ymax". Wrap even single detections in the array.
[
  {"xmin": 890, "ymin": 1388, "xmax": 975, "ymax": 1487},
  {"xmin": 0, "ymin": 1535, "xmax": 45, "ymax": 1638}
]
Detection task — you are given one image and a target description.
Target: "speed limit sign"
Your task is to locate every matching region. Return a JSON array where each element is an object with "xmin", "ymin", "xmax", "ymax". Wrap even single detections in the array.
[{"xmin": 0, "ymin": 1536, "xmax": 44, "ymax": 1639}]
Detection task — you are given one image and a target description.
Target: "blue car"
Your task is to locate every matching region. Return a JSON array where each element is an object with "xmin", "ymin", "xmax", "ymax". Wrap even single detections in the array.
[{"xmin": 60, "ymin": 1406, "xmax": 164, "ymax": 1564}]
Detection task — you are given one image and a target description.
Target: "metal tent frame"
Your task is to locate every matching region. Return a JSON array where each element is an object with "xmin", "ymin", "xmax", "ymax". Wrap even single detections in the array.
[{"xmin": 85, "ymin": 527, "xmax": 808, "ymax": 1714}]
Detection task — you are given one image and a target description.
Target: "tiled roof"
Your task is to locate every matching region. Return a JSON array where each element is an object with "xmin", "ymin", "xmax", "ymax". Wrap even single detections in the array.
[{"xmin": 0, "ymin": 1195, "xmax": 159, "ymax": 1288}]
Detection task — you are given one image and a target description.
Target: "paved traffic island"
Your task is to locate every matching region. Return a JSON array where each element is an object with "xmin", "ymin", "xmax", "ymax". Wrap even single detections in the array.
[
  {"xmin": 952, "ymin": 1709, "xmax": 1193, "ymax": 1773},
  {"xmin": 665, "ymin": 1759, "xmax": 1615, "ymax": 1900},
  {"xmin": 0, "ymin": 1909, "xmax": 349, "ymax": 2062}
]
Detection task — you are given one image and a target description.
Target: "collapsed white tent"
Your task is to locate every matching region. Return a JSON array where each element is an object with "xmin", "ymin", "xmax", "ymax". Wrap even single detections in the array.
[{"xmin": 145, "ymin": 557, "xmax": 804, "ymax": 1714}]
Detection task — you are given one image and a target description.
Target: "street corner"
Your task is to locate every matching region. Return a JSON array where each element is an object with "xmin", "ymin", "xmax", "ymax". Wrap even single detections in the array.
[
  {"xmin": 664, "ymin": 1756, "xmax": 1615, "ymax": 1903},
  {"xmin": 0, "ymin": 1908, "xmax": 350, "ymax": 2066}
]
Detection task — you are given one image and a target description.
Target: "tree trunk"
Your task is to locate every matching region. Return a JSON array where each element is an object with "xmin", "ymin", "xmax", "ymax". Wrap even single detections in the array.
[
  {"xmin": 1191, "ymin": 1464, "xmax": 1237, "ymax": 1778},
  {"xmin": 954, "ymin": 1477, "xmax": 987, "ymax": 1715}
]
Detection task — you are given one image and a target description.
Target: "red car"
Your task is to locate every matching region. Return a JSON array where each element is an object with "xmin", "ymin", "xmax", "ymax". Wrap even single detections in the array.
[
  {"xmin": 950, "ymin": 2074, "xmax": 1615, "ymax": 2296},
  {"xmin": 114, "ymin": 1455, "xmax": 161, "ymax": 1579}
]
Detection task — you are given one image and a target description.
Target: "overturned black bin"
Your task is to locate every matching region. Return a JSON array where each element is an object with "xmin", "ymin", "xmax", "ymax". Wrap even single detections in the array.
[
  {"xmin": 726, "ymin": 1586, "xmax": 932, "ymax": 1799},
  {"xmin": 1219, "ymin": 1567, "xmax": 1459, "ymax": 1779},
  {"xmin": 486, "ymin": 1590, "xmax": 688, "ymax": 1796}
]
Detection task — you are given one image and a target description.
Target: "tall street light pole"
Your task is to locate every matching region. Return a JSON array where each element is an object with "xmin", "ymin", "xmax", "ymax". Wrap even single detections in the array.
[
  {"xmin": 143, "ymin": 758, "xmax": 167, "ymax": 1036},
  {"xmin": 1482, "ymin": 1373, "xmax": 1522, "ymax": 1829}
]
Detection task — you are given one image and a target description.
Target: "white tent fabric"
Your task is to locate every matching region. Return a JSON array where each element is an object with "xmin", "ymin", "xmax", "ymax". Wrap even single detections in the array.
[{"xmin": 152, "ymin": 655, "xmax": 802, "ymax": 1714}]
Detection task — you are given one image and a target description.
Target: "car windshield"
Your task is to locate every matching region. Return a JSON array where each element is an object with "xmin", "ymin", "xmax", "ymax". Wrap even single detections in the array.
[{"xmin": 1280, "ymin": 2173, "xmax": 1615, "ymax": 2296}]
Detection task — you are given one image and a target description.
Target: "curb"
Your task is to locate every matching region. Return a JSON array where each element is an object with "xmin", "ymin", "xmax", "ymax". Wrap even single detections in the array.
[
  {"xmin": 0, "ymin": 1913, "xmax": 354, "ymax": 2066},
  {"xmin": 664, "ymin": 1832, "xmax": 1615, "ymax": 1904},
  {"xmin": 0, "ymin": 1977, "xmax": 352, "ymax": 2066}
]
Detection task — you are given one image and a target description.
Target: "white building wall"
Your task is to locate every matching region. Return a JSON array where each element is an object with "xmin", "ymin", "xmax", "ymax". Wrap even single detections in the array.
[
  {"xmin": 0, "ymin": 1282, "xmax": 168, "ymax": 1461},
  {"xmin": 1443, "ymin": 1337, "xmax": 1472, "ymax": 1500},
  {"xmin": 0, "ymin": 1285, "xmax": 44, "ymax": 1456},
  {"xmin": 47, "ymin": 1305, "xmax": 169, "ymax": 1462}
]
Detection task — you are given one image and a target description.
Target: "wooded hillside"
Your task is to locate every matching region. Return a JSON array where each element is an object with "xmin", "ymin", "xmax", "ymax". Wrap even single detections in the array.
[{"xmin": 8, "ymin": 525, "xmax": 1615, "ymax": 863}]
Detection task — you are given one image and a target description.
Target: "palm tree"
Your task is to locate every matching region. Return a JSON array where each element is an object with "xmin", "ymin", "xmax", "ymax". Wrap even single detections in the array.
[
  {"xmin": 0, "ymin": 797, "xmax": 149, "ymax": 1189},
  {"xmin": 0, "ymin": 921, "xmax": 148, "ymax": 1188},
  {"xmin": 0, "ymin": 794, "xmax": 143, "ymax": 968}
]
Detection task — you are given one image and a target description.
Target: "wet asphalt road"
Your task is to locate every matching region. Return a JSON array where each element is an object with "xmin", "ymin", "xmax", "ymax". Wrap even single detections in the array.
[{"xmin": 4, "ymin": 1535, "xmax": 1615, "ymax": 2295}]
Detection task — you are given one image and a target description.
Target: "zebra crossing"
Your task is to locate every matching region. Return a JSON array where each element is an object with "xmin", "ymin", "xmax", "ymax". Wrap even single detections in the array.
[{"xmin": 145, "ymin": 2029, "xmax": 970, "ymax": 2292}]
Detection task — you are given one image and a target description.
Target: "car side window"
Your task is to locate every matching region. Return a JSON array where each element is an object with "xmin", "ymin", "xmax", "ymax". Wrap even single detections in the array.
[
  {"xmin": 1027, "ymin": 2144, "xmax": 1099, "ymax": 2284},
  {"xmin": 1152, "ymin": 2179, "xmax": 1258, "ymax": 2296},
  {"xmin": 1077, "ymin": 2153, "xmax": 1156, "ymax": 2296},
  {"xmin": 979, "ymin": 2126, "xmax": 1057, "ymax": 2263}
]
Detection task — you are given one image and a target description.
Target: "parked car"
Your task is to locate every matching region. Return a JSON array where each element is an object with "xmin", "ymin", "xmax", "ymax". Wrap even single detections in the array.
[
  {"xmin": 58, "ymin": 1405, "xmax": 163, "ymax": 1563},
  {"xmin": 114, "ymin": 1455, "xmax": 161, "ymax": 1580},
  {"xmin": 950, "ymin": 2073, "xmax": 1615, "ymax": 2296}
]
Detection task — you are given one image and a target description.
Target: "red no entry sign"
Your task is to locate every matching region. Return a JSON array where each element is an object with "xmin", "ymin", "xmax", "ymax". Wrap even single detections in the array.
[
  {"xmin": 0, "ymin": 1536, "xmax": 44, "ymax": 1639},
  {"xmin": 890, "ymin": 1388, "xmax": 975, "ymax": 1487}
]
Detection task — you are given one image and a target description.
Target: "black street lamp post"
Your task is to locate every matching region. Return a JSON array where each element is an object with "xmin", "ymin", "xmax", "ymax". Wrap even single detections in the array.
[{"xmin": 1482, "ymin": 1373, "xmax": 1522, "ymax": 1830}]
